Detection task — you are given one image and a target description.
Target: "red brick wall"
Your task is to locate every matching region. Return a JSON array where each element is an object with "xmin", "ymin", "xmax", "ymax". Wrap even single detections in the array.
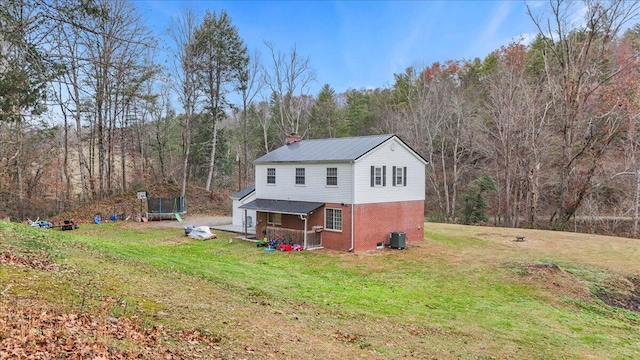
[
  {"xmin": 353, "ymin": 200, "xmax": 424, "ymax": 252},
  {"xmin": 253, "ymin": 200, "xmax": 423, "ymax": 252},
  {"xmin": 320, "ymin": 203, "xmax": 353, "ymax": 251}
]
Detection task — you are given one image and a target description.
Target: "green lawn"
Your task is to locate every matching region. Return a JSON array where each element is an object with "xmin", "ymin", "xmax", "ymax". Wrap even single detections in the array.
[{"xmin": 1, "ymin": 220, "xmax": 639, "ymax": 359}]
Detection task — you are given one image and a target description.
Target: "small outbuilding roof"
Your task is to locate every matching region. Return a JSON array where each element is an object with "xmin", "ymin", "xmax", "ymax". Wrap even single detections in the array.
[
  {"xmin": 254, "ymin": 134, "xmax": 397, "ymax": 164},
  {"xmin": 230, "ymin": 184, "xmax": 255, "ymax": 200},
  {"xmin": 239, "ymin": 199, "xmax": 324, "ymax": 215}
]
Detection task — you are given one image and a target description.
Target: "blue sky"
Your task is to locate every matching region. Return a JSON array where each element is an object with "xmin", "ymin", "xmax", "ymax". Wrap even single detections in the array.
[{"xmin": 136, "ymin": 1, "xmax": 543, "ymax": 95}]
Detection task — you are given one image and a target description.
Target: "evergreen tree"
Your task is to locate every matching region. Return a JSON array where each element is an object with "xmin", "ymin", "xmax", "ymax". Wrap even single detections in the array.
[
  {"xmin": 309, "ymin": 84, "xmax": 342, "ymax": 138},
  {"xmin": 192, "ymin": 10, "xmax": 248, "ymax": 191},
  {"xmin": 460, "ymin": 175, "xmax": 497, "ymax": 224}
]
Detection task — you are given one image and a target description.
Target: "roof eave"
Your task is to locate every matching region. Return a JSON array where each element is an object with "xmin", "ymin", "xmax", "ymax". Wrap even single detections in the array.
[{"xmin": 254, "ymin": 160, "xmax": 354, "ymax": 165}]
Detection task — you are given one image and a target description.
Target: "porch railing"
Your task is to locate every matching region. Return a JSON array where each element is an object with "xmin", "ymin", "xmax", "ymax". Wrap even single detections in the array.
[{"xmin": 264, "ymin": 226, "xmax": 322, "ymax": 249}]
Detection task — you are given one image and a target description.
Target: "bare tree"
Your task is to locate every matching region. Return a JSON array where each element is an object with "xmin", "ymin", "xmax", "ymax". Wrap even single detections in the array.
[
  {"xmin": 252, "ymin": 101, "xmax": 273, "ymax": 153},
  {"xmin": 167, "ymin": 7, "xmax": 202, "ymax": 199},
  {"xmin": 391, "ymin": 64, "xmax": 472, "ymax": 222},
  {"xmin": 0, "ymin": 0, "xmax": 62, "ymax": 219},
  {"xmin": 237, "ymin": 50, "xmax": 264, "ymax": 187},
  {"xmin": 479, "ymin": 44, "xmax": 551, "ymax": 228},
  {"xmin": 527, "ymin": 0, "xmax": 640, "ymax": 229},
  {"xmin": 262, "ymin": 41, "xmax": 316, "ymax": 140}
]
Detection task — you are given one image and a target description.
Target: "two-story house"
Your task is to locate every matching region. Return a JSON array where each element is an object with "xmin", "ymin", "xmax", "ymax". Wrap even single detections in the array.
[{"xmin": 239, "ymin": 134, "xmax": 427, "ymax": 252}]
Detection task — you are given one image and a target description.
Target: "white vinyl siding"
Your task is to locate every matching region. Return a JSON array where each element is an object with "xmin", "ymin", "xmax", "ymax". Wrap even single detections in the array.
[
  {"xmin": 254, "ymin": 137, "xmax": 425, "ymax": 206},
  {"xmin": 354, "ymin": 138, "xmax": 425, "ymax": 204},
  {"xmin": 231, "ymin": 193, "xmax": 257, "ymax": 227},
  {"xmin": 255, "ymin": 163, "xmax": 352, "ymax": 203},
  {"xmin": 325, "ymin": 208, "xmax": 342, "ymax": 231}
]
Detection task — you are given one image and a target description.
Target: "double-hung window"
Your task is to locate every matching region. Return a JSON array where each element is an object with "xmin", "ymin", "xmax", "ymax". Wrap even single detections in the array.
[
  {"xmin": 325, "ymin": 208, "xmax": 343, "ymax": 231},
  {"xmin": 326, "ymin": 167, "xmax": 337, "ymax": 186},
  {"xmin": 295, "ymin": 168, "xmax": 305, "ymax": 185},
  {"xmin": 267, "ymin": 168, "xmax": 276, "ymax": 184},
  {"xmin": 370, "ymin": 166, "xmax": 386, "ymax": 187},
  {"xmin": 393, "ymin": 166, "xmax": 407, "ymax": 186}
]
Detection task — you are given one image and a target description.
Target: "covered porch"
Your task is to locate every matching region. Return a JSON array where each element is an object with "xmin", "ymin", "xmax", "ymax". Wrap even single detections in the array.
[{"xmin": 239, "ymin": 199, "xmax": 325, "ymax": 249}]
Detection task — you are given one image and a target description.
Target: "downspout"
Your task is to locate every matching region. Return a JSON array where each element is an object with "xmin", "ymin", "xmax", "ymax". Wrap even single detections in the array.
[{"xmin": 349, "ymin": 160, "xmax": 355, "ymax": 252}]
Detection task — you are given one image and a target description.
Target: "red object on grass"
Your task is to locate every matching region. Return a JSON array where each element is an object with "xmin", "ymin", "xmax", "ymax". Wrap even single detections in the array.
[{"xmin": 279, "ymin": 244, "xmax": 292, "ymax": 252}]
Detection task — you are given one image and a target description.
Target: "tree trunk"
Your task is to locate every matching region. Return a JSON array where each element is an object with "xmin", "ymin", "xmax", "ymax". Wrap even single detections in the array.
[{"xmin": 634, "ymin": 168, "xmax": 640, "ymax": 237}]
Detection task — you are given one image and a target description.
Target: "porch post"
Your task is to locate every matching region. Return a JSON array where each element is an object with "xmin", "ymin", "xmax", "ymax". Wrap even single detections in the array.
[
  {"xmin": 244, "ymin": 209, "xmax": 248, "ymax": 239},
  {"xmin": 303, "ymin": 214, "xmax": 308, "ymax": 249}
]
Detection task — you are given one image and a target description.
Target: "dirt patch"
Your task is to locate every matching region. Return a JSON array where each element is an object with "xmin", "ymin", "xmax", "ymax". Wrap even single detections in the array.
[
  {"xmin": 595, "ymin": 276, "xmax": 640, "ymax": 314},
  {"xmin": 513, "ymin": 262, "xmax": 592, "ymax": 305}
]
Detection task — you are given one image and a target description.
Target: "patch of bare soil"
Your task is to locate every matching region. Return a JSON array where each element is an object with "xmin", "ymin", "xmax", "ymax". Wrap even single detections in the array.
[
  {"xmin": 595, "ymin": 276, "xmax": 640, "ymax": 314},
  {"xmin": 514, "ymin": 262, "xmax": 592, "ymax": 305}
]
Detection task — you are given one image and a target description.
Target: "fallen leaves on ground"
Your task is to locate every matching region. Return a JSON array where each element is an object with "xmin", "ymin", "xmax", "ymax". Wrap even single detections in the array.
[
  {"xmin": 0, "ymin": 299, "xmax": 224, "ymax": 359},
  {"xmin": 0, "ymin": 250, "xmax": 59, "ymax": 272}
]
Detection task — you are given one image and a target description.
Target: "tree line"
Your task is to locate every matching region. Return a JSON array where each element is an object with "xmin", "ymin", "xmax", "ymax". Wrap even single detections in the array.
[{"xmin": 2, "ymin": 0, "xmax": 640, "ymax": 237}]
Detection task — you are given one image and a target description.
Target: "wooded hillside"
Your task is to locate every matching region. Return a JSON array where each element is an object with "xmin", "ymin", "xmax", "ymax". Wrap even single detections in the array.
[{"xmin": 2, "ymin": 0, "xmax": 640, "ymax": 237}]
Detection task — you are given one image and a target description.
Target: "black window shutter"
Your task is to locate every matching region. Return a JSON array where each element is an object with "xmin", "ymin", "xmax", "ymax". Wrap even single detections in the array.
[
  {"xmin": 403, "ymin": 167, "xmax": 407, "ymax": 186},
  {"xmin": 370, "ymin": 166, "xmax": 374, "ymax": 187},
  {"xmin": 392, "ymin": 166, "xmax": 396, "ymax": 186},
  {"xmin": 382, "ymin": 166, "xmax": 386, "ymax": 186}
]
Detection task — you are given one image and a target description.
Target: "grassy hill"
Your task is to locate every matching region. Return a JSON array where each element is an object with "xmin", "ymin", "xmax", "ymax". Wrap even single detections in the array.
[{"xmin": 1, "ymin": 221, "xmax": 639, "ymax": 358}]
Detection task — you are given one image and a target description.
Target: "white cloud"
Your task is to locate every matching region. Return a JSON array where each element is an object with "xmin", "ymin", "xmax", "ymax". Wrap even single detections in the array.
[
  {"xmin": 517, "ymin": 32, "xmax": 539, "ymax": 46},
  {"xmin": 464, "ymin": 2, "xmax": 515, "ymax": 59},
  {"xmin": 479, "ymin": 2, "xmax": 513, "ymax": 41},
  {"xmin": 526, "ymin": 1, "xmax": 546, "ymax": 10}
]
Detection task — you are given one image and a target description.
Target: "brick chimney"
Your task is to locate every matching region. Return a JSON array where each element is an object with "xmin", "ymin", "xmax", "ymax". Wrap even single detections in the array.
[{"xmin": 286, "ymin": 133, "xmax": 302, "ymax": 145}]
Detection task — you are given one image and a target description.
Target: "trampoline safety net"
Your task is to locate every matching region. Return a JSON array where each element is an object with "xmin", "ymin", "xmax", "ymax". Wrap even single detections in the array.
[{"xmin": 146, "ymin": 196, "xmax": 186, "ymax": 214}]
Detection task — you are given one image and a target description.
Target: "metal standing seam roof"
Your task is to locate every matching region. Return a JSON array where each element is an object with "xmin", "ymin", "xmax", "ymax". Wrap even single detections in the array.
[
  {"xmin": 254, "ymin": 134, "xmax": 395, "ymax": 163},
  {"xmin": 230, "ymin": 184, "xmax": 255, "ymax": 200},
  {"xmin": 238, "ymin": 199, "xmax": 324, "ymax": 215}
]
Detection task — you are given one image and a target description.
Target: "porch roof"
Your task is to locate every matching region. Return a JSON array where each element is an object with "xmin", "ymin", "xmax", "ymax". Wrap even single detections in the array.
[{"xmin": 238, "ymin": 198, "xmax": 324, "ymax": 216}]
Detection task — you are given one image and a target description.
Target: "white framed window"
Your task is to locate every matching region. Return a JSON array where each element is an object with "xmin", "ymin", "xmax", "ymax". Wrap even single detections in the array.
[
  {"xmin": 370, "ymin": 166, "xmax": 386, "ymax": 187},
  {"xmin": 267, "ymin": 168, "xmax": 276, "ymax": 184},
  {"xmin": 325, "ymin": 208, "xmax": 342, "ymax": 231},
  {"xmin": 326, "ymin": 167, "xmax": 337, "ymax": 186},
  {"xmin": 295, "ymin": 168, "xmax": 305, "ymax": 185},
  {"xmin": 393, "ymin": 166, "xmax": 407, "ymax": 186},
  {"xmin": 267, "ymin": 212, "xmax": 281, "ymax": 225}
]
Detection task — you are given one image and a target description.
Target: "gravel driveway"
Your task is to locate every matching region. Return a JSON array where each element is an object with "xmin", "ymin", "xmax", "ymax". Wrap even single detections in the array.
[{"xmin": 143, "ymin": 216, "xmax": 231, "ymax": 229}]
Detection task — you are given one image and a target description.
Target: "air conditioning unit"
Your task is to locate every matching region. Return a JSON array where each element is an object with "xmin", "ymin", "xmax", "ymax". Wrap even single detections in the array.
[{"xmin": 389, "ymin": 231, "xmax": 406, "ymax": 249}]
